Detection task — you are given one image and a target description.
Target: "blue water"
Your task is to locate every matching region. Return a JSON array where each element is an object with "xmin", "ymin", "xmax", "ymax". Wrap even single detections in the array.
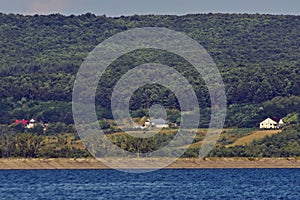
[{"xmin": 0, "ymin": 169, "xmax": 299, "ymax": 199}]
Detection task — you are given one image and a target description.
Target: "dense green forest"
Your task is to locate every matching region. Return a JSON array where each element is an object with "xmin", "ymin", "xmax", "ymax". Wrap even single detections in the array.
[{"xmin": 0, "ymin": 13, "xmax": 300, "ymax": 128}]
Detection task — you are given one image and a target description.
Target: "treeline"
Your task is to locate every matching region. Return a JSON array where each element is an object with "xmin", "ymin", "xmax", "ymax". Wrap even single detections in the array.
[
  {"xmin": 0, "ymin": 125, "xmax": 90, "ymax": 158},
  {"xmin": 0, "ymin": 13, "xmax": 300, "ymax": 127}
]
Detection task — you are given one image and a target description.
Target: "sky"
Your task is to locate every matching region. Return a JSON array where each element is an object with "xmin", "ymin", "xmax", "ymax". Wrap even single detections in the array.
[{"xmin": 1, "ymin": 0, "xmax": 299, "ymax": 16}]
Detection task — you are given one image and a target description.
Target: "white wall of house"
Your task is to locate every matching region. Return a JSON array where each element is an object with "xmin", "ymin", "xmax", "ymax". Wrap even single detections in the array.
[
  {"xmin": 144, "ymin": 118, "xmax": 169, "ymax": 128},
  {"xmin": 260, "ymin": 118, "xmax": 278, "ymax": 129},
  {"xmin": 144, "ymin": 121, "xmax": 151, "ymax": 126},
  {"xmin": 26, "ymin": 119, "xmax": 36, "ymax": 129},
  {"xmin": 278, "ymin": 119, "xmax": 284, "ymax": 126},
  {"xmin": 155, "ymin": 124, "xmax": 169, "ymax": 128}
]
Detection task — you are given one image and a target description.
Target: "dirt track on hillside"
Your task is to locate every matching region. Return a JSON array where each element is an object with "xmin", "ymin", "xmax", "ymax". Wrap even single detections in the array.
[{"xmin": 226, "ymin": 130, "xmax": 282, "ymax": 147}]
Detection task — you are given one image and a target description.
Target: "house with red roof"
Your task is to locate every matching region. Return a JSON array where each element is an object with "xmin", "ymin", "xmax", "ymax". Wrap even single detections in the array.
[
  {"xmin": 14, "ymin": 119, "xmax": 29, "ymax": 126},
  {"xmin": 14, "ymin": 119, "xmax": 37, "ymax": 129}
]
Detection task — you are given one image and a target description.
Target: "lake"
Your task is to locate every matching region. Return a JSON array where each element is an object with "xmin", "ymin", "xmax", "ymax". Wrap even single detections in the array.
[{"xmin": 0, "ymin": 169, "xmax": 299, "ymax": 199}]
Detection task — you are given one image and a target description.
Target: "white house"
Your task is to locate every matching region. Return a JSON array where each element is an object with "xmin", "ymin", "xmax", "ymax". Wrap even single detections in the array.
[
  {"xmin": 26, "ymin": 119, "xmax": 36, "ymax": 129},
  {"xmin": 259, "ymin": 118, "xmax": 284, "ymax": 129},
  {"xmin": 152, "ymin": 118, "xmax": 169, "ymax": 128},
  {"xmin": 144, "ymin": 118, "xmax": 169, "ymax": 128},
  {"xmin": 144, "ymin": 119, "xmax": 153, "ymax": 127}
]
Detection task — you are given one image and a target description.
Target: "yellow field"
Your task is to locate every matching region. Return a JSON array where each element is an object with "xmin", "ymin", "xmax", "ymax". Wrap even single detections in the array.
[
  {"xmin": 69, "ymin": 128, "xmax": 282, "ymax": 150},
  {"xmin": 226, "ymin": 130, "xmax": 282, "ymax": 147}
]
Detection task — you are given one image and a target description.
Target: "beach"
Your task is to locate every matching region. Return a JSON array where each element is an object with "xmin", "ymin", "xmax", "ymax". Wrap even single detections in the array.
[{"xmin": 0, "ymin": 158, "xmax": 299, "ymax": 169}]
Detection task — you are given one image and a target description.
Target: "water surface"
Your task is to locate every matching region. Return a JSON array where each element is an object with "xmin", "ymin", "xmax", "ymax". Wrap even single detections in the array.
[{"xmin": 0, "ymin": 169, "xmax": 299, "ymax": 199}]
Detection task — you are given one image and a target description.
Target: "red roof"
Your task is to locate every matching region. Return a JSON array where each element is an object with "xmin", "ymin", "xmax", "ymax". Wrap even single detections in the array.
[{"xmin": 15, "ymin": 120, "xmax": 29, "ymax": 125}]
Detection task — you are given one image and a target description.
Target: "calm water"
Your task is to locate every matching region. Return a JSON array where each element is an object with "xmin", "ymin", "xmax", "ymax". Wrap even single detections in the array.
[{"xmin": 0, "ymin": 169, "xmax": 299, "ymax": 199}]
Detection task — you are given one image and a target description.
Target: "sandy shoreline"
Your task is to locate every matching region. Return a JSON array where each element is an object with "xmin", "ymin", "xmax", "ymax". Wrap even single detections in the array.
[{"xmin": 0, "ymin": 158, "xmax": 299, "ymax": 169}]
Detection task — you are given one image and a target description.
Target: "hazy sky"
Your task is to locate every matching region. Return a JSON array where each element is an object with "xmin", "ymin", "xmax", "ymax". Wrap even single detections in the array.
[{"xmin": 1, "ymin": 0, "xmax": 299, "ymax": 16}]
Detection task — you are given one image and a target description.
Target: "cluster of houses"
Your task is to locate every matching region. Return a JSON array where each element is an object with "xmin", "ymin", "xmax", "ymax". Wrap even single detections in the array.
[
  {"xmin": 14, "ymin": 119, "xmax": 37, "ymax": 129},
  {"xmin": 143, "ymin": 118, "xmax": 169, "ymax": 128},
  {"xmin": 135, "ymin": 118, "xmax": 173, "ymax": 130},
  {"xmin": 141, "ymin": 117, "xmax": 285, "ymax": 130},
  {"xmin": 14, "ymin": 119, "xmax": 49, "ymax": 132},
  {"xmin": 14, "ymin": 117, "xmax": 285, "ymax": 130}
]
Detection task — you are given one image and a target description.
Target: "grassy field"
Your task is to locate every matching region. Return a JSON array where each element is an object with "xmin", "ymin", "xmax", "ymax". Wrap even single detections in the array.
[
  {"xmin": 50, "ymin": 128, "xmax": 282, "ymax": 152},
  {"xmin": 226, "ymin": 129, "xmax": 282, "ymax": 147},
  {"xmin": 106, "ymin": 128, "xmax": 277, "ymax": 148},
  {"xmin": 168, "ymin": 128, "xmax": 283, "ymax": 149}
]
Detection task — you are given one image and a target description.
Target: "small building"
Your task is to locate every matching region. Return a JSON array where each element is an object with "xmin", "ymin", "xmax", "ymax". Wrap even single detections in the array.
[
  {"xmin": 278, "ymin": 119, "xmax": 285, "ymax": 127},
  {"xmin": 144, "ymin": 119, "xmax": 152, "ymax": 127},
  {"xmin": 143, "ymin": 118, "xmax": 169, "ymax": 128},
  {"xmin": 259, "ymin": 117, "xmax": 284, "ymax": 129},
  {"xmin": 26, "ymin": 119, "xmax": 36, "ymax": 129},
  {"xmin": 151, "ymin": 118, "xmax": 169, "ymax": 128}
]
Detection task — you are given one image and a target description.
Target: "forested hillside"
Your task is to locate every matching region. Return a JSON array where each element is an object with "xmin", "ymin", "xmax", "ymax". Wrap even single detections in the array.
[{"xmin": 0, "ymin": 13, "xmax": 300, "ymax": 127}]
